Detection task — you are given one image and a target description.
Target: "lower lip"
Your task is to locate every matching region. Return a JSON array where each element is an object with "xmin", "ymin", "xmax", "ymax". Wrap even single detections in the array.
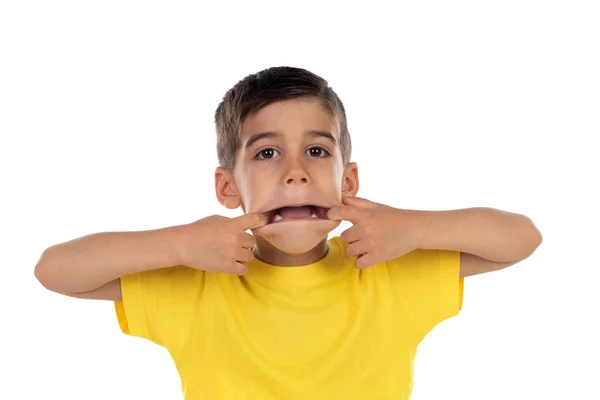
[{"xmin": 269, "ymin": 216, "xmax": 329, "ymax": 224}]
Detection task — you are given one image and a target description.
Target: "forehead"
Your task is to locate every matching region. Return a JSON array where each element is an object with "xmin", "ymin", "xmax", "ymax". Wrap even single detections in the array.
[{"xmin": 240, "ymin": 98, "xmax": 338, "ymax": 141}]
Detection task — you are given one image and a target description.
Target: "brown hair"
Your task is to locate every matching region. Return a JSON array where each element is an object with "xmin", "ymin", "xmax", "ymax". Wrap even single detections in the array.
[{"xmin": 214, "ymin": 66, "xmax": 352, "ymax": 171}]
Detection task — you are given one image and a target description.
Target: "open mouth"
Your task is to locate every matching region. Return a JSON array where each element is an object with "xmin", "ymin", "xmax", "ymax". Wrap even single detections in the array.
[{"xmin": 263, "ymin": 205, "xmax": 330, "ymax": 224}]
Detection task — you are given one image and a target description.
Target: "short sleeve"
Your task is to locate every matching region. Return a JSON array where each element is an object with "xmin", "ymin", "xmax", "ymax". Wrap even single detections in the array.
[
  {"xmin": 388, "ymin": 249, "xmax": 464, "ymax": 344},
  {"xmin": 114, "ymin": 265, "xmax": 205, "ymax": 350}
]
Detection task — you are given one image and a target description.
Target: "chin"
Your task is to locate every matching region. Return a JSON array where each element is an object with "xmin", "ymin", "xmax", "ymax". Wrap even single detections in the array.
[{"xmin": 251, "ymin": 219, "xmax": 341, "ymax": 254}]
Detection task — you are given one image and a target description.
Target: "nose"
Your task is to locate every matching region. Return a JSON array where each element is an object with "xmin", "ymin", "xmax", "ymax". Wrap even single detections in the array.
[{"xmin": 282, "ymin": 156, "xmax": 311, "ymax": 186}]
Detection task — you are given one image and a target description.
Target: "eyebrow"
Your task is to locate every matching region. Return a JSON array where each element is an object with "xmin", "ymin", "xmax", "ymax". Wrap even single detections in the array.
[{"xmin": 244, "ymin": 130, "xmax": 337, "ymax": 150}]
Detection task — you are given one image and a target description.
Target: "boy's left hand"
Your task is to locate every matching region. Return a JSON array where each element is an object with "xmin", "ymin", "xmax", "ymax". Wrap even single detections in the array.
[{"xmin": 327, "ymin": 196, "xmax": 423, "ymax": 269}]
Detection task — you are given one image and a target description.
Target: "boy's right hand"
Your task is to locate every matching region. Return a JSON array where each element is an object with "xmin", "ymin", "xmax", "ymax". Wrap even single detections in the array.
[{"xmin": 175, "ymin": 213, "xmax": 268, "ymax": 275}]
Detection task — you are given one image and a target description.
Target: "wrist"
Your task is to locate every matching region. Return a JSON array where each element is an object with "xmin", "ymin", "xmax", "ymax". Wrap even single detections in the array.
[
  {"xmin": 410, "ymin": 209, "xmax": 437, "ymax": 250},
  {"xmin": 164, "ymin": 224, "xmax": 191, "ymax": 266}
]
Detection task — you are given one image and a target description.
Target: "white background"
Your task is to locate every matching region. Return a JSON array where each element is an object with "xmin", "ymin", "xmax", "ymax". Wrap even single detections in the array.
[{"xmin": 1, "ymin": 1, "xmax": 598, "ymax": 399}]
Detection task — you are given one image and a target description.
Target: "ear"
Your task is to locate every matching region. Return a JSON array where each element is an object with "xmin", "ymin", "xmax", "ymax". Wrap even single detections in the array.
[
  {"xmin": 215, "ymin": 167, "xmax": 242, "ymax": 210},
  {"xmin": 341, "ymin": 162, "xmax": 360, "ymax": 197}
]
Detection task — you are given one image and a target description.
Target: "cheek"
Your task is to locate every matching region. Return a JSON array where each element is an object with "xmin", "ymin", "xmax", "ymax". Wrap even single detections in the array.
[
  {"xmin": 239, "ymin": 170, "xmax": 273, "ymax": 210},
  {"xmin": 314, "ymin": 164, "xmax": 343, "ymax": 193}
]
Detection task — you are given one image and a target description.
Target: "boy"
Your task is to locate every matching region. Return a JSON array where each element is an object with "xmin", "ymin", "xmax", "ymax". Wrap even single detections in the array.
[{"xmin": 35, "ymin": 66, "xmax": 542, "ymax": 399}]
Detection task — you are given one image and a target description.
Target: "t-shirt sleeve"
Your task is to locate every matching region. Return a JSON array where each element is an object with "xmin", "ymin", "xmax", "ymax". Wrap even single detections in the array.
[
  {"xmin": 114, "ymin": 265, "xmax": 204, "ymax": 349},
  {"xmin": 388, "ymin": 249, "xmax": 464, "ymax": 344}
]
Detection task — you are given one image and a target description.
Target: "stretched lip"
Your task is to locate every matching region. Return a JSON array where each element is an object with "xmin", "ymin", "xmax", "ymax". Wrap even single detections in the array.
[{"xmin": 262, "ymin": 204, "xmax": 331, "ymax": 224}]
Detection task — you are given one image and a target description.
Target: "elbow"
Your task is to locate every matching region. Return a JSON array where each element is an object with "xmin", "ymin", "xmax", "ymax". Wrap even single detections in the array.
[
  {"xmin": 34, "ymin": 247, "xmax": 69, "ymax": 293},
  {"xmin": 521, "ymin": 216, "xmax": 543, "ymax": 260},
  {"xmin": 34, "ymin": 247, "xmax": 96, "ymax": 295},
  {"xmin": 34, "ymin": 249, "xmax": 56, "ymax": 291},
  {"xmin": 529, "ymin": 217, "xmax": 543, "ymax": 249}
]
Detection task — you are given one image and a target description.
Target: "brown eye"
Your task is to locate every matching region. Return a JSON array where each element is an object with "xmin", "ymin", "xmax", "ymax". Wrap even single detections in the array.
[
  {"xmin": 255, "ymin": 148, "xmax": 280, "ymax": 160},
  {"xmin": 306, "ymin": 147, "xmax": 330, "ymax": 158}
]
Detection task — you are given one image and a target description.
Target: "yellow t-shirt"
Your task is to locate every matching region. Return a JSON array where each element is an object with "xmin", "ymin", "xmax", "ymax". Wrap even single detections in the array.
[{"xmin": 115, "ymin": 236, "xmax": 463, "ymax": 399}]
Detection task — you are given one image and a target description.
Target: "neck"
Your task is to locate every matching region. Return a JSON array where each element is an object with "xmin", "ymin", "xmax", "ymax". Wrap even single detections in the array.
[{"xmin": 253, "ymin": 236, "xmax": 329, "ymax": 266}]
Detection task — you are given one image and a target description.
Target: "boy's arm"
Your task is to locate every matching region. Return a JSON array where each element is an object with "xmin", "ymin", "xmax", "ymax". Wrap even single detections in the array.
[
  {"xmin": 34, "ymin": 226, "xmax": 184, "ymax": 300},
  {"xmin": 416, "ymin": 207, "xmax": 543, "ymax": 277},
  {"xmin": 328, "ymin": 196, "xmax": 542, "ymax": 276},
  {"xmin": 64, "ymin": 279, "xmax": 123, "ymax": 301}
]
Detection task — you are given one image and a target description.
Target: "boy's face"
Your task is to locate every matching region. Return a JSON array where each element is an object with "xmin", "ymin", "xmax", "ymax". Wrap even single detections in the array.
[{"xmin": 215, "ymin": 97, "xmax": 359, "ymax": 254}]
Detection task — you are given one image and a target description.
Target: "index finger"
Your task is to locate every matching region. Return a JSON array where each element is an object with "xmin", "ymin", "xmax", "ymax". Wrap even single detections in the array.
[
  {"xmin": 327, "ymin": 205, "xmax": 361, "ymax": 222},
  {"xmin": 233, "ymin": 212, "xmax": 268, "ymax": 230}
]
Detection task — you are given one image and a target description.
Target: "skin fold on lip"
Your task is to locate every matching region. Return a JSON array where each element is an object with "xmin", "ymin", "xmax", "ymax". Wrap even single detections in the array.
[{"xmin": 262, "ymin": 205, "xmax": 330, "ymax": 224}]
